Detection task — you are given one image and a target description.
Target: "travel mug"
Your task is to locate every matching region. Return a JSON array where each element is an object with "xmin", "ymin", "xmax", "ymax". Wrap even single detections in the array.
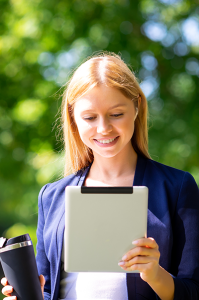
[{"xmin": 0, "ymin": 234, "xmax": 43, "ymax": 300}]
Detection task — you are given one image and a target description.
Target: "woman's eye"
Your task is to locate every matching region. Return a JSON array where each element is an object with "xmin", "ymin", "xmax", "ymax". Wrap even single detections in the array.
[
  {"xmin": 83, "ymin": 114, "xmax": 123, "ymax": 120},
  {"xmin": 83, "ymin": 117, "xmax": 95, "ymax": 121},
  {"xmin": 112, "ymin": 113, "xmax": 123, "ymax": 117}
]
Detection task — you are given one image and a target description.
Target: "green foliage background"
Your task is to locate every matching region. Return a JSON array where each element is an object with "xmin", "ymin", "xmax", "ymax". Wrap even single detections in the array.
[{"xmin": 0, "ymin": 0, "xmax": 199, "ymax": 293}]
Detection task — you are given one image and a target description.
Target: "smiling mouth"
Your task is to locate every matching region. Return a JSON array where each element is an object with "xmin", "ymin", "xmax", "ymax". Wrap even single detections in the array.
[{"xmin": 94, "ymin": 137, "xmax": 118, "ymax": 144}]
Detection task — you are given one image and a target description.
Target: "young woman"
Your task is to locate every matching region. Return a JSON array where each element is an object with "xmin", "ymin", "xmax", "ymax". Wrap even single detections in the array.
[{"xmin": 1, "ymin": 53, "xmax": 199, "ymax": 300}]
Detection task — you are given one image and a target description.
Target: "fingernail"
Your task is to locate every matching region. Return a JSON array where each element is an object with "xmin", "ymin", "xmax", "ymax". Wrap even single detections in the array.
[
  {"xmin": 132, "ymin": 240, "xmax": 138, "ymax": 245},
  {"xmin": 122, "ymin": 255, "xmax": 127, "ymax": 260},
  {"xmin": 118, "ymin": 261, "xmax": 125, "ymax": 266}
]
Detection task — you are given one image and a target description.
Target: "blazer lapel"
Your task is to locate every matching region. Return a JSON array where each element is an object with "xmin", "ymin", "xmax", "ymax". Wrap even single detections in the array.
[
  {"xmin": 133, "ymin": 154, "xmax": 147, "ymax": 186},
  {"xmin": 52, "ymin": 166, "xmax": 91, "ymax": 300}
]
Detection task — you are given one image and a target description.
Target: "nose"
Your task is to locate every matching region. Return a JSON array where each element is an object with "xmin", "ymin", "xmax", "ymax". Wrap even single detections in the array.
[{"xmin": 96, "ymin": 116, "xmax": 112, "ymax": 134}]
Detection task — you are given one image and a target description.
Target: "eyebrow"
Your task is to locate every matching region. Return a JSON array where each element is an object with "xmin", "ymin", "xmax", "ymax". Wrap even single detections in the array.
[
  {"xmin": 81, "ymin": 104, "xmax": 127, "ymax": 113},
  {"xmin": 110, "ymin": 104, "xmax": 127, "ymax": 109}
]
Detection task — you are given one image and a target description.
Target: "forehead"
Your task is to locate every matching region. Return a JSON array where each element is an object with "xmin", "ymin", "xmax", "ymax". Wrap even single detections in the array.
[{"xmin": 74, "ymin": 86, "xmax": 132, "ymax": 112}]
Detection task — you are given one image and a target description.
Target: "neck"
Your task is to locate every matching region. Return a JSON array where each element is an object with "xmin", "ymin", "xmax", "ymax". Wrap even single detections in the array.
[{"xmin": 89, "ymin": 145, "xmax": 138, "ymax": 182}]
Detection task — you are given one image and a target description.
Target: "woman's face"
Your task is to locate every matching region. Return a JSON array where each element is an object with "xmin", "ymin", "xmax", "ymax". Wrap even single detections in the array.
[{"xmin": 73, "ymin": 85, "xmax": 137, "ymax": 159}]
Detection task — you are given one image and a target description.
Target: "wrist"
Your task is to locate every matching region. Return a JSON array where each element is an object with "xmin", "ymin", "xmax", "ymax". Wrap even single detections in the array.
[
  {"xmin": 146, "ymin": 266, "xmax": 175, "ymax": 300},
  {"xmin": 146, "ymin": 265, "xmax": 162, "ymax": 286}
]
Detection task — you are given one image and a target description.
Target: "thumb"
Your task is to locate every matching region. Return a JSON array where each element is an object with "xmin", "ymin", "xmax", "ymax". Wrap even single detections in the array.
[{"xmin": 39, "ymin": 274, "xmax": 45, "ymax": 297}]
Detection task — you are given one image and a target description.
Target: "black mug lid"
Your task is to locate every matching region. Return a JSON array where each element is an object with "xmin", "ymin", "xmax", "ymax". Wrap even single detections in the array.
[{"xmin": 5, "ymin": 234, "xmax": 31, "ymax": 246}]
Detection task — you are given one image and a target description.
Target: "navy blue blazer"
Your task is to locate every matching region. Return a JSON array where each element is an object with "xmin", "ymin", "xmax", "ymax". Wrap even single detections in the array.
[{"xmin": 36, "ymin": 155, "xmax": 199, "ymax": 300}]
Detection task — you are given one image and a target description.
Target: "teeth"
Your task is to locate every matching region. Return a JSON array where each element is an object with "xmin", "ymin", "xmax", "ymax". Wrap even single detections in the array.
[{"xmin": 96, "ymin": 138, "xmax": 116, "ymax": 144}]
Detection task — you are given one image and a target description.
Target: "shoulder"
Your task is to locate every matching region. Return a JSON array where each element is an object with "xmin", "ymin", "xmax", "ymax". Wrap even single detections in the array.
[
  {"xmin": 38, "ymin": 169, "xmax": 85, "ymax": 212},
  {"xmin": 141, "ymin": 157, "xmax": 199, "ymax": 218},
  {"xmin": 146, "ymin": 158, "xmax": 194, "ymax": 184},
  {"xmin": 144, "ymin": 157, "xmax": 198, "ymax": 198},
  {"xmin": 43, "ymin": 170, "xmax": 82, "ymax": 192}
]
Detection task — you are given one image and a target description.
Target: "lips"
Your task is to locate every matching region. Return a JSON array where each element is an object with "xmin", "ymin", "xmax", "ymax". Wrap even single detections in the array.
[
  {"xmin": 94, "ymin": 137, "xmax": 118, "ymax": 144},
  {"xmin": 93, "ymin": 136, "xmax": 119, "ymax": 147}
]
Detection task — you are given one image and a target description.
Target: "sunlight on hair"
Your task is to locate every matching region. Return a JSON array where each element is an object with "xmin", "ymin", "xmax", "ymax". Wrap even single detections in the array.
[
  {"xmin": 98, "ymin": 58, "xmax": 107, "ymax": 84},
  {"xmin": 61, "ymin": 52, "xmax": 151, "ymax": 175}
]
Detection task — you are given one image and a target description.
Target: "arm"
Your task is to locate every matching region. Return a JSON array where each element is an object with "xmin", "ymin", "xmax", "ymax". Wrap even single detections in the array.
[
  {"xmin": 119, "ymin": 237, "xmax": 174, "ymax": 300},
  {"xmin": 119, "ymin": 172, "xmax": 199, "ymax": 300},
  {"xmin": 170, "ymin": 172, "xmax": 199, "ymax": 299},
  {"xmin": 148, "ymin": 266, "xmax": 174, "ymax": 300},
  {"xmin": 1, "ymin": 185, "xmax": 49, "ymax": 300},
  {"xmin": 36, "ymin": 184, "xmax": 51, "ymax": 300}
]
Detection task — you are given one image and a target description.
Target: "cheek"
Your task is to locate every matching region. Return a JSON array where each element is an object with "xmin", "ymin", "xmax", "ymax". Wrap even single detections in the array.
[
  {"xmin": 76, "ymin": 120, "xmax": 93, "ymax": 142},
  {"xmin": 118, "ymin": 116, "xmax": 135, "ymax": 136}
]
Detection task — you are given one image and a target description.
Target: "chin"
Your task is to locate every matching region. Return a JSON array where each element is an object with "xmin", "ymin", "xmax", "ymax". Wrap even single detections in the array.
[{"xmin": 93, "ymin": 149, "xmax": 121, "ymax": 158}]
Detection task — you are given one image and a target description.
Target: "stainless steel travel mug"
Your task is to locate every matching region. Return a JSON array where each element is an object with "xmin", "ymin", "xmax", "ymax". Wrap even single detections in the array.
[{"xmin": 0, "ymin": 234, "xmax": 43, "ymax": 300}]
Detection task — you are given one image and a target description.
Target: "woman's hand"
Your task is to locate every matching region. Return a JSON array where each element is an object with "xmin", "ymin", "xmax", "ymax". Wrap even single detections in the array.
[
  {"xmin": 118, "ymin": 237, "xmax": 161, "ymax": 284},
  {"xmin": 1, "ymin": 275, "xmax": 45, "ymax": 300},
  {"xmin": 119, "ymin": 238, "xmax": 174, "ymax": 300},
  {"xmin": 39, "ymin": 274, "xmax": 45, "ymax": 298},
  {"xmin": 1, "ymin": 277, "xmax": 16, "ymax": 300}
]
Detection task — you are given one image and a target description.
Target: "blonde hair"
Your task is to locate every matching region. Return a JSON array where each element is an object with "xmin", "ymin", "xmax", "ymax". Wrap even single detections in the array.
[{"xmin": 61, "ymin": 52, "xmax": 151, "ymax": 175}]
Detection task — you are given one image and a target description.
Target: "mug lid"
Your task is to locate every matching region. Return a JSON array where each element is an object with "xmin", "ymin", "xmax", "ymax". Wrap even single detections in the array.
[
  {"xmin": 0, "ymin": 237, "xmax": 7, "ymax": 249},
  {"xmin": 5, "ymin": 234, "xmax": 31, "ymax": 246}
]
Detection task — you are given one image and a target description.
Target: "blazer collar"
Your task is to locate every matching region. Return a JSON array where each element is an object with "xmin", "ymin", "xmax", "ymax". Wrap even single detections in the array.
[
  {"xmin": 77, "ymin": 164, "xmax": 92, "ymax": 186},
  {"xmin": 77, "ymin": 154, "xmax": 148, "ymax": 187},
  {"xmin": 133, "ymin": 154, "xmax": 148, "ymax": 186}
]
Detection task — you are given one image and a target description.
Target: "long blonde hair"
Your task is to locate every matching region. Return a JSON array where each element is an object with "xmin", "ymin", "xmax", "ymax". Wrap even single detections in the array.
[{"xmin": 61, "ymin": 52, "xmax": 151, "ymax": 175}]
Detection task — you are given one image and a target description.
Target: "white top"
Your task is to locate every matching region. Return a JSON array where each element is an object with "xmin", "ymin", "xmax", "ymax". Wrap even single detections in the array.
[{"xmin": 58, "ymin": 234, "xmax": 128, "ymax": 300}]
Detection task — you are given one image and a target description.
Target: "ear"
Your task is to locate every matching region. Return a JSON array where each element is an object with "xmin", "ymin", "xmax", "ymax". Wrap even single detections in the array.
[
  {"xmin": 138, "ymin": 95, "xmax": 141, "ymax": 110},
  {"xmin": 134, "ymin": 107, "xmax": 138, "ymax": 121}
]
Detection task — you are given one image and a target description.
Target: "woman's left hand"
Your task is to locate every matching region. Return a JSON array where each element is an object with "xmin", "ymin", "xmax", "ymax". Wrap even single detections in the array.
[{"xmin": 118, "ymin": 237, "xmax": 161, "ymax": 284}]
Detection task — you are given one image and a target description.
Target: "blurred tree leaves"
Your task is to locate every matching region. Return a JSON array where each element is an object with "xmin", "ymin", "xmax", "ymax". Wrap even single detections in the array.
[{"xmin": 0, "ymin": 0, "xmax": 199, "ymax": 270}]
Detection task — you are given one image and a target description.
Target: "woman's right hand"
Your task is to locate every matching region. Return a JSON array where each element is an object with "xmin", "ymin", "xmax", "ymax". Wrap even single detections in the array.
[
  {"xmin": 1, "ymin": 275, "xmax": 45, "ymax": 299},
  {"xmin": 1, "ymin": 277, "xmax": 16, "ymax": 300}
]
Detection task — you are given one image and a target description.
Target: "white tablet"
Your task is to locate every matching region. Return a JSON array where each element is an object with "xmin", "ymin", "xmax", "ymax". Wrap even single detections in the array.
[{"xmin": 64, "ymin": 186, "xmax": 148, "ymax": 273}]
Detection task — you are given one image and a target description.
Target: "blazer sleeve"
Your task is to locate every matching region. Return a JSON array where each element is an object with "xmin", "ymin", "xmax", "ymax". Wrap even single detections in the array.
[
  {"xmin": 36, "ymin": 184, "xmax": 51, "ymax": 300},
  {"xmin": 171, "ymin": 172, "xmax": 199, "ymax": 299}
]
